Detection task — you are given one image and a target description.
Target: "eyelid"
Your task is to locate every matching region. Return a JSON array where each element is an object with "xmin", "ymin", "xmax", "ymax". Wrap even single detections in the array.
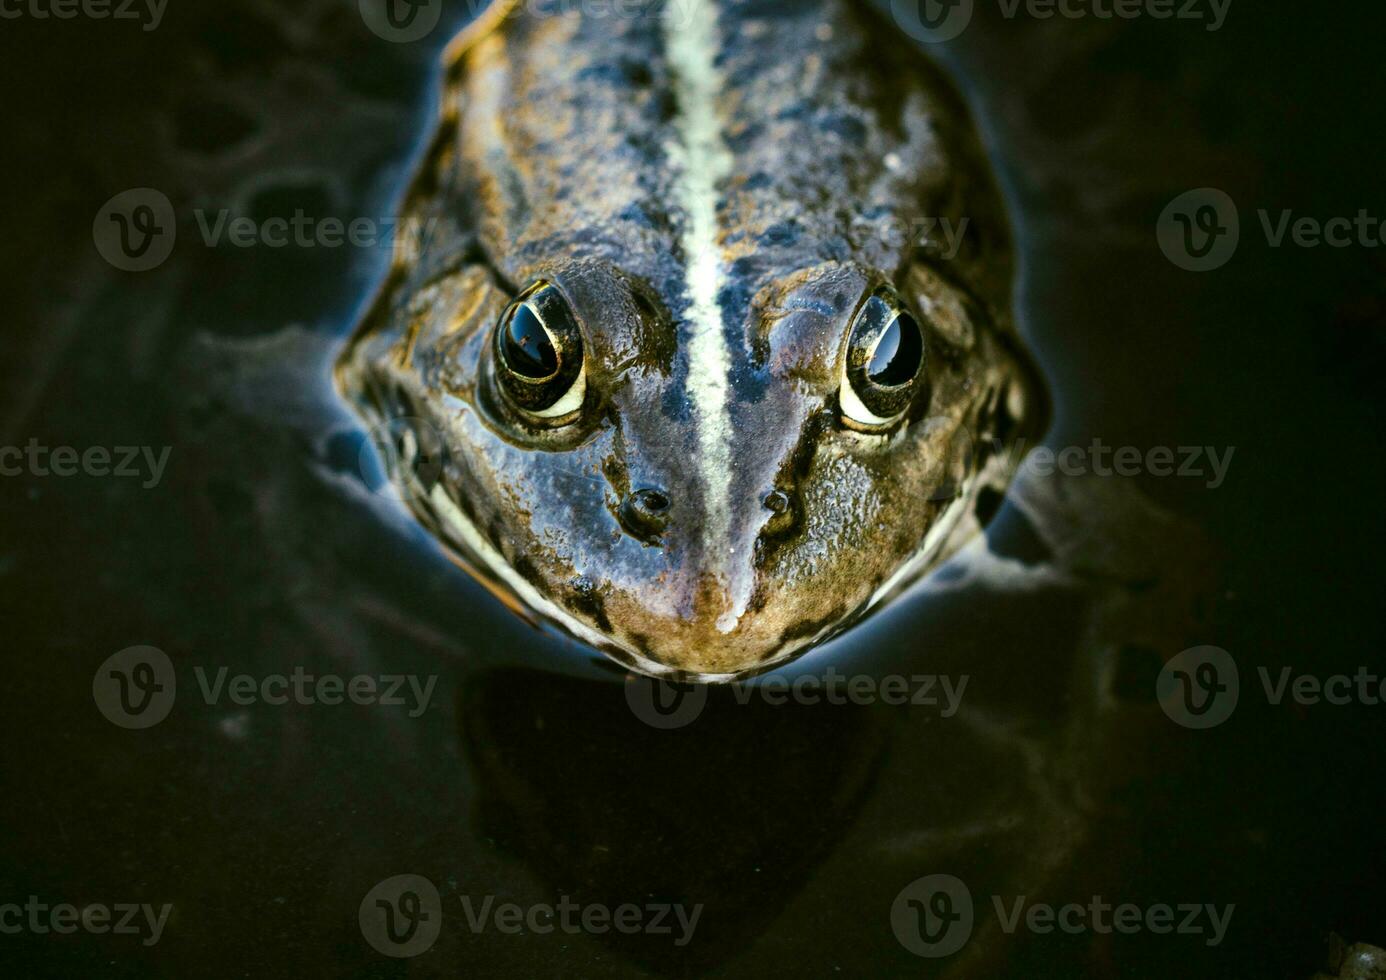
[
  {"xmin": 528, "ymin": 364, "xmax": 586, "ymax": 419},
  {"xmin": 839, "ymin": 378, "xmax": 900, "ymax": 429}
]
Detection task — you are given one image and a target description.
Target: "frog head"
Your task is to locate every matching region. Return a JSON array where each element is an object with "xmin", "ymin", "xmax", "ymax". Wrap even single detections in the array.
[{"xmin": 336, "ymin": 0, "xmax": 1048, "ymax": 680}]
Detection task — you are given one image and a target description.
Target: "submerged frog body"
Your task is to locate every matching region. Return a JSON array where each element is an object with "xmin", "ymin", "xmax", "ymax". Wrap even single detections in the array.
[{"xmin": 336, "ymin": 0, "xmax": 1048, "ymax": 681}]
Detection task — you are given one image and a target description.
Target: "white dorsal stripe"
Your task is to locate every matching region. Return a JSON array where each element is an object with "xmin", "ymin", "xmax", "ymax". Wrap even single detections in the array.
[{"xmin": 663, "ymin": 0, "xmax": 741, "ymax": 630}]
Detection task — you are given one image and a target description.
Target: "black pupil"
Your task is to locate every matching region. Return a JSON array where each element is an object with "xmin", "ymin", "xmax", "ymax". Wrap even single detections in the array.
[
  {"xmin": 867, "ymin": 311, "xmax": 923, "ymax": 387},
  {"xmin": 502, "ymin": 303, "xmax": 559, "ymax": 379}
]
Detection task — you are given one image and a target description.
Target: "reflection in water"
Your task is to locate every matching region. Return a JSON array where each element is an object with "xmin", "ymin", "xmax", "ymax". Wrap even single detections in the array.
[
  {"xmin": 450, "ymin": 473, "xmax": 1220, "ymax": 974},
  {"xmin": 456, "ymin": 669, "xmax": 890, "ymax": 972}
]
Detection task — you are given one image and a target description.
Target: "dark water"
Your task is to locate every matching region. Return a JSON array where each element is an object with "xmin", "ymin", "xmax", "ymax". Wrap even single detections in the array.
[{"xmin": 1, "ymin": 1, "xmax": 1383, "ymax": 977}]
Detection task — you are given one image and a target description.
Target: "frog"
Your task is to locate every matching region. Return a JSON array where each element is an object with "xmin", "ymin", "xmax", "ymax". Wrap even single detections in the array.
[{"xmin": 335, "ymin": 0, "xmax": 1048, "ymax": 681}]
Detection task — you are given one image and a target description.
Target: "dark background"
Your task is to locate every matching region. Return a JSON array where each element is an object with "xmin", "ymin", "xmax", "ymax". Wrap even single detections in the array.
[{"xmin": 1, "ymin": 0, "xmax": 1383, "ymax": 976}]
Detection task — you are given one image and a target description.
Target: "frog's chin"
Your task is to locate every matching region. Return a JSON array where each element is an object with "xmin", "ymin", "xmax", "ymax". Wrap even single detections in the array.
[{"xmin": 587, "ymin": 603, "xmax": 841, "ymax": 682}]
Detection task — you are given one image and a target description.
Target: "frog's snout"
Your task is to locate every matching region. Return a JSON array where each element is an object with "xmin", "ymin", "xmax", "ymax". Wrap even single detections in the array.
[
  {"xmin": 616, "ymin": 483, "xmax": 804, "ymax": 551},
  {"xmin": 590, "ymin": 485, "xmax": 819, "ymax": 678}
]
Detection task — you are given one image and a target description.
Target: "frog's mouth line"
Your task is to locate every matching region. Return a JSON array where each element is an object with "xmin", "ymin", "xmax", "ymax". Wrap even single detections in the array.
[
  {"xmin": 373, "ymin": 427, "xmax": 990, "ymax": 683},
  {"xmin": 422, "ymin": 480, "xmax": 748, "ymax": 682}
]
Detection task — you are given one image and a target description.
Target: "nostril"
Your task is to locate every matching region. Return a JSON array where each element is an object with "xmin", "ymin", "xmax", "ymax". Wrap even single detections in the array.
[
  {"xmin": 763, "ymin": 490, "xmax": 792, "ymax": 516},
  {"xmin": 634, "ymin": 488, "xmax": 670, "ymax": 515},
  {"xmin": 619, "ymin": 488, "xmax": 671, "ymax": 544},
  {"xmin": 761, "ymin": 489, "xmax": 800, "ymax": 538}
]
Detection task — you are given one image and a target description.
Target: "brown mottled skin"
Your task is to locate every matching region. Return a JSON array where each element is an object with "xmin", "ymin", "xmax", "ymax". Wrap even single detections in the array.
[{"xmin": 335, "ymin": 0, "xmax": 1048, "ymax": 680}]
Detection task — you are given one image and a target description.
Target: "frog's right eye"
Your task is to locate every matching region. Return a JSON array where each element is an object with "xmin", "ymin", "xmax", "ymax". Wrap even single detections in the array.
[
  {"xmin": 839, "ymin": 286, "xmax": 928, "ymax": 431},
  {"xmin": 493, "ymin": 281, "xmax": 587, "ymax": 420}
]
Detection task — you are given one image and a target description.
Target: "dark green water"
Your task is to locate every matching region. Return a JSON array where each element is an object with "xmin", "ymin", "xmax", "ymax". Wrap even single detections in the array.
[{"xmin": 0, "ymin": 1, "xmax": 1382, "ymax": 976}]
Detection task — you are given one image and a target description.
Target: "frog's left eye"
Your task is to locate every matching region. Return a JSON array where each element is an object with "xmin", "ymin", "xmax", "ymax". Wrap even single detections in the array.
[
  {"xmin": 840, "ymin": 287, "xmax": 928, "ymax": 430},
  {"xmin": 493, "ymin": 281, "xmax": 587, "ymax": 420}
]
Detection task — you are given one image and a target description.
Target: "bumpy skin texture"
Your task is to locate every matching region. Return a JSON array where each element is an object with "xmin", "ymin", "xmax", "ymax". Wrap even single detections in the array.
[
  {"xmin": 1314, "ymin": 942, "xmax": 1386, "ymax": 980},
  {"xmin": 336, "ymin": 0, "xmax": 1048, "ymax": 680}
]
